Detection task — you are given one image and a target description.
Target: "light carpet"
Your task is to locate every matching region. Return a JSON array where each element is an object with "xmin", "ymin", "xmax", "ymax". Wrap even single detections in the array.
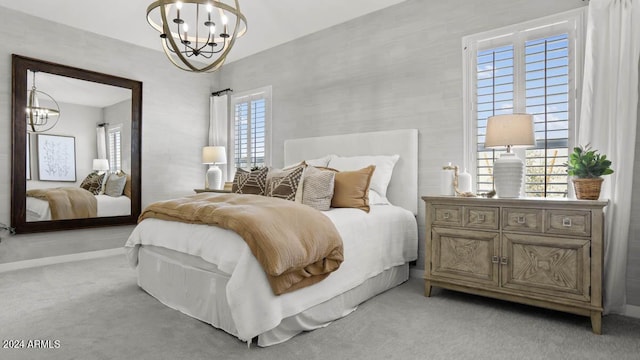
[{"xmin": 1, "ymin": 255, "xmax": 639, "ymax": 360}]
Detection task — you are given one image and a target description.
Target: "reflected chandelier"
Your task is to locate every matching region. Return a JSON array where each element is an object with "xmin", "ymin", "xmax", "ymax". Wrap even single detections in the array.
[
  {"xmin": 147, "ymin": 0, "xmax": 247, "ymax": 73},
  {"xmin": 26, "ymin": 71, "xmax": 60, "ymax": 133}
]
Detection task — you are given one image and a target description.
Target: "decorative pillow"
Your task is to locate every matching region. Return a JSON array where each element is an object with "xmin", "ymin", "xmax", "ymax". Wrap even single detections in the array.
[
  {"xmin": 80, "ymin": 172, "xmax": 105, "ymax": 195},
  {"xmin": 267, "ymin": 165, "xmax": 305, "ymax": 201},
  {"xmin": 330, "ymin": 165, "xmax": 375, "ymax": 213},
  {"xmin": 104, "ymin": 173, "xmax": 127, "ymax": 197},
  {"xmin": 302, "ymin": 166, "xmax": 336, "ymax": 211},
  {"xmin": 232, "ymin": 167, "xmax": 269, "ymax": 195},
  {"xmin": 328, "ymin": 154, "xmax": 399, "ymax": 203}
]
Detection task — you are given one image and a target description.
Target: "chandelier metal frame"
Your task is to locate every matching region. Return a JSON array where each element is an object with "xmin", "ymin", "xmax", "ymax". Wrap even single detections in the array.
[
  {"xmin": 26, "ymin": 71, "xmax": 60, "ymax": 133},
  {"xmin": 147, "ymin": 0, "xmax": 247, "ymax": 73}
]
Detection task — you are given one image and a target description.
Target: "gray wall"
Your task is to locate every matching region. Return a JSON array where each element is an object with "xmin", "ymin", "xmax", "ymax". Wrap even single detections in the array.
[
  {"xmin": 0, "ymin": 7, "xmax": 212, "ymax": 263},
  {"xmin": 628, "ymin": 66, "xmax": 640, "ymax": 307},
  {"xmin": 213, "ymin": 0, "xmax": 587, "ymax": 269}
]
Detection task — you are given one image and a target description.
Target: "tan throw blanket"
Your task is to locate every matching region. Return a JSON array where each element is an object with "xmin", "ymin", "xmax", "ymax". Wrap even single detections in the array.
[
  {"xmin": 27, "ymin": 187, "xmax": 97, "ymax": 220},
  {"xmin": 139, "ymin": 193, "xmax": 344, "ymax": 295}
]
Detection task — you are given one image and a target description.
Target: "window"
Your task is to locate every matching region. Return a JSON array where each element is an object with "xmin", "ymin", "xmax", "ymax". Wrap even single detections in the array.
[
  {"xmin": 107, "ymin": 125, "xmax": 122, "ymax": 172},
  {"xmin": 463, "ymin": 9, "xmax": 585, "ymax": 197},
  {"xmin": 230, "ymin": 86, "xmax": 272, "ymax": 171}
]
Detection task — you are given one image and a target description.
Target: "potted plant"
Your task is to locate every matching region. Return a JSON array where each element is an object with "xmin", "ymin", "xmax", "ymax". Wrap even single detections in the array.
[{"xmin": 566, "ymin": 145, "xmax": 614, "ymax": 200}]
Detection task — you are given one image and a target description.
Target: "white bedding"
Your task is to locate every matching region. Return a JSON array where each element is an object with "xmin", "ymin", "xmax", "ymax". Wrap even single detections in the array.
[
  {"xmin": 125, "ymin": 204, "xmax": 418, "ymax": 342},
  {"xmin": 26, "ymin": 194, "xmax": 131, "ymax": 221}
]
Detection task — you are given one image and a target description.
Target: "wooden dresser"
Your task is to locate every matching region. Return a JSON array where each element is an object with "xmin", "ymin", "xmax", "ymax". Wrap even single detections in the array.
[{"xmin": 422, "ymin": 196, "xmax": 607, "ymax": 334}]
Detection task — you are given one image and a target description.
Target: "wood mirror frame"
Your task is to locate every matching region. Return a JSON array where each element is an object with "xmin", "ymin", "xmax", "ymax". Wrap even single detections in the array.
[{"xmin": 11, "ymin": 54, "xmax": 142, "ymax": 233}]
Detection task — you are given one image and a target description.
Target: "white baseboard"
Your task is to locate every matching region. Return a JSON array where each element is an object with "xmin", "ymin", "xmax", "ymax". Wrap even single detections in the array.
[
  {"xmin": 624, "ymin": 304, "xmax": 640, "ymax": 319},
  {"xmin": 0, "ymin": 248, "xmax": 124, "ymax": 273}
]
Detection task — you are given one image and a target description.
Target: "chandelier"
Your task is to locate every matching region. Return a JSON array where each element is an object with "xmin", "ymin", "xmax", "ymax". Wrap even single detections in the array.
[
  {"xmin": 147, "ymin": 0, "xmax": 247, "ymax": 73},
  {"xmin": 26, "ymin": 71, "xmax": 60, "ymax": 133}
]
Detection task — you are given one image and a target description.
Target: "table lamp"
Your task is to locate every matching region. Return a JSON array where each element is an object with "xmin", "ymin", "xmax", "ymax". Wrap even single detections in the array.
[
  {"xmin": 484, "ymin": 114, "xmax": 535, "ymax": 198},
  {"xmin": 92, "ymin": 158, "xmax": 110, "ymax": 174},
  {"xmin": 202, "ymin": 146, "xmax": 227, "ymax": 190}
]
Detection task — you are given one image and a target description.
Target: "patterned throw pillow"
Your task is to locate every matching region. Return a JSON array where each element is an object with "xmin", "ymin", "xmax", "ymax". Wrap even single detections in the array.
[
  {"xmin": 267, "ymin": 165, "xmax": 304, "ymax": 201},
  {"xmin": 302, "ymin": 166, "xmax": 336, "ymax": 211},
  {"xmin": 79, "ymin": 172, "xmax": 105, "ymax": 195},
  {"xmin": 232, "ymin": 167, "xmax": 268, "ymax": 195}
]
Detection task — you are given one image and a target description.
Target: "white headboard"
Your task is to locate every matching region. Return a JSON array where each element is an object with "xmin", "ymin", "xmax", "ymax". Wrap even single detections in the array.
[{"xmin": 284, "ymin": 129, "xmax": 418, "ymax": 215}]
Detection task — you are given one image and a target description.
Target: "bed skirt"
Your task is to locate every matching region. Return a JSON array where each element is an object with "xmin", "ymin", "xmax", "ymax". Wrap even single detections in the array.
[{"xmin": 136, "ymin": 245, "xmax": 409, "ymax": 346}]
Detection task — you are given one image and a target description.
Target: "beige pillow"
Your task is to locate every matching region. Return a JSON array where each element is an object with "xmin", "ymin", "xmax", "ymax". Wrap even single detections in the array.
[
  {"xmin": 117, "ymin": 171, "xmax": 132, "ymax": 198},
  {"xmin": 104, "ymin": 173, "xmax": 127, "ymax": 197},
  {"xmin": 330, "ymin": 165, "xmax": 375, "ymax": 213},
  {"xmin": 267, "ymin": 165, "xmax": 305, "ymax": 201},
  {"xmin": 232, "ymin": 167, "xmax": 268, "ymax": 195},
  {"xmin": 302, "ymin": 166, "xmax": 335, "ymax": 211}
]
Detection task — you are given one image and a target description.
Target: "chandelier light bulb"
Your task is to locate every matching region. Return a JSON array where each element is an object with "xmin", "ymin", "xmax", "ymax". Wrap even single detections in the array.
[
  {"xmin": 176, "ymin": 1, "xmax": 183, "ymax": 10},
  {"xmin": 222, "ymin": 15, "xmax": 228, "ymax": 25},
  {"xmin": 183, "ymin": 23, "xmax": 189, "ymax": 32},
  {"xmin": 210, "ymin": 25, "xmax": 215, "ymax": 33},
  {"xmin": 206, "ymin": 3, "xmax": 213, "ymax": 12}
]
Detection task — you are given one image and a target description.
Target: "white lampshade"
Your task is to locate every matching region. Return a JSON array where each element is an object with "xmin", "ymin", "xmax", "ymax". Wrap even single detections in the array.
[
  {"xmin": 92, "ymin": 158, "xmax": 109, "ymax": 171},
  {"xmin": 202, "ymin": 146, "xmax": 227, "ymax": 164},
  {"xmin": 485, "ymin": 114, "xmax": 535, "ymax": 149},
  {"xmin": 484, "ymin": 114, "xmax": 535, "ymax": 198}
]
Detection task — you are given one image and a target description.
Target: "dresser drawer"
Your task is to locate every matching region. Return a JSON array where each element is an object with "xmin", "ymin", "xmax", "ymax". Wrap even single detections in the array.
[
  {"xmin": 432, "ymin": 205, "xmax": 462, "ymax": 226},
  {"xmin": 464, "ymin": 206, "xmax": 499, "ymax": 229},
  {"xmin": 545, "ymin": 210, "xmax": 591, "ymax": 237},
  {"xmin": 503, "ymin": 208, "xmax": 543, "ymax": 233}
]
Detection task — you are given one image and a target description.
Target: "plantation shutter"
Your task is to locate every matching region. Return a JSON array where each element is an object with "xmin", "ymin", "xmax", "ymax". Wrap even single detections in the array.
[{"xmin": 232, "ymin": 90, "xmax": 269, "ymax": 170}]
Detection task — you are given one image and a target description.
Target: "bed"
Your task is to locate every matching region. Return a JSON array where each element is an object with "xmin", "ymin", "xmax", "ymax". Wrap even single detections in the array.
[
  {"xmin": 125, "ymin": 129, "xmax": 419, "ymax": 346},
  {"xmin": 26, "ymin": 192, "xmax": 131, "ymax": 221}
]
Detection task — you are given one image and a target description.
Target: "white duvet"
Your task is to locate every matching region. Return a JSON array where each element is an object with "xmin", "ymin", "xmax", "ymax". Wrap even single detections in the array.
[{"xmin": 125, "ymin": 204, "xmax": 418, "ymax": 342}]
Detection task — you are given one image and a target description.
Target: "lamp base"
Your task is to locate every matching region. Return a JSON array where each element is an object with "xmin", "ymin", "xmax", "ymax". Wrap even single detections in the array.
[
  {"xmin": 493, "ymin": 153, "xmax": 524, "ymax": 198},
  {"xmin": 205, "ymin": 165, "xmax": 222, "ymax": 190}
]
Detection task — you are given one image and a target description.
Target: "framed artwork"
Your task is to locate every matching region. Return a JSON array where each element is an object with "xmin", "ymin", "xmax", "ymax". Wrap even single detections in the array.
[
  {"xmin": 26, "ymin": 134, "xmax": 31, "ymax": 180},
  {"xmin": 37, "ymin": 134, "xmax": 77, "ymax": 182}
]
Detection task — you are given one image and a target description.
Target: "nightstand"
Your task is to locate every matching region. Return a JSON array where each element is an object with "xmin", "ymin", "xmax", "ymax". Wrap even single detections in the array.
[
  {"xmin": 194, "ymin": 189, "xmax": 232, "ymax": 193},
  {"xmin": 422, "ymin": 196, "xmax": 607, "ymax": 334}
]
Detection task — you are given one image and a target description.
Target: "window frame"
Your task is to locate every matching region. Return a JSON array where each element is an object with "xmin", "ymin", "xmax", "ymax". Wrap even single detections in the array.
[
  {"xmin": 462, "ymin": 8, "xmax": 586, "ymax": 196},
  {"xmin": 229, "ymin": 86, "xmax": 272, "ymax": 173}
]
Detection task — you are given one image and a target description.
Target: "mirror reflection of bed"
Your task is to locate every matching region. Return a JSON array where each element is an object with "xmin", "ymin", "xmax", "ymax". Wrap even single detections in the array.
[{"xmin": 24, "ymin": 72, "xmax": 132, "ymax": 222}]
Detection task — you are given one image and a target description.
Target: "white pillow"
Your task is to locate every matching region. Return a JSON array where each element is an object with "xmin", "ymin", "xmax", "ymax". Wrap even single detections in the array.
[
  {"xmin": 305, "ymin": 154, "xmax": 335, "ymax": 168},
  {"xmin": 369, "ymin": 190, "xmax": 390, "ymax": 205},
  {"xmin": 327, "ymin": 154, "xmax": 399, "ymax": 202}
]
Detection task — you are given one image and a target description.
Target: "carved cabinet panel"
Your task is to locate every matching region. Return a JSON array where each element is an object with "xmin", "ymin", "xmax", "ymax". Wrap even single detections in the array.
[
  {"xmin": 431, "ymin": 227, "xmax": 499, "ymax": 286},
  {"xmin": 501, "ymin": 233, "xmax": 590, "ymax": 302}
]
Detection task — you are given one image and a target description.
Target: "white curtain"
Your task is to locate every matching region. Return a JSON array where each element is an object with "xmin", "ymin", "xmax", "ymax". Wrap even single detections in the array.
[
  {"xmin": 210, "ymin": 94, "xmax": 229, "ymax": 180},
  {"xmin": 96, "ymin": 125, "xmax": 107, "ymax": 160},
  {"xmin": 578, "ymin": 0, "xmax": 640, "ymax": 313}
]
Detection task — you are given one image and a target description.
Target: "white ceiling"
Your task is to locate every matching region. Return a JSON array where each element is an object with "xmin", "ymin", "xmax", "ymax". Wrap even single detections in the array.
[{"xmin": 0, "ymin": 0, "xmax": 406, "ymax": 63}]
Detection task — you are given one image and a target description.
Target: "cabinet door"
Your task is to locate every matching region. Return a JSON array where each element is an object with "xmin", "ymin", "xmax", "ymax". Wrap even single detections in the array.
[
  {"xmin": 431, "ymin": 227, "xmax": 499, "ymax": 287},
  {"xmin": 501, "ymin": 233, "xmax": 590, "ymax": 302}
]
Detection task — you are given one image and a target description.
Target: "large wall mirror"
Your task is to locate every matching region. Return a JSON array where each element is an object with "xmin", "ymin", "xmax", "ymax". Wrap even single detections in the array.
[{"xmin": 11, "ymin": 55, "xmax": 142, "ymax": 233}]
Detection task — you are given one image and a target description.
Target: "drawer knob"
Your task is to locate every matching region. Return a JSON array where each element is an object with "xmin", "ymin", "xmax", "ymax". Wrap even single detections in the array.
[
  {"xmin": 500, "ymin": 256, "xmax": 508, "ymax": 265},
  {"xmin": 562, "ymin": 217, "xmax": 572, "ymax": 227},
  {"xmin": 516, "ymin": 216, "xmax": 526, "ymax": 224},
  {"xmin": 443, "ymin": 212, "xmax": 450, "ymax": 219},
  {"xmin": 491, "ymin": 256, "xmax": 499, "ymax": 264},
  {"xmin": 477, "ymin": 214, "xmax": 485, "ymax": 222}
]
